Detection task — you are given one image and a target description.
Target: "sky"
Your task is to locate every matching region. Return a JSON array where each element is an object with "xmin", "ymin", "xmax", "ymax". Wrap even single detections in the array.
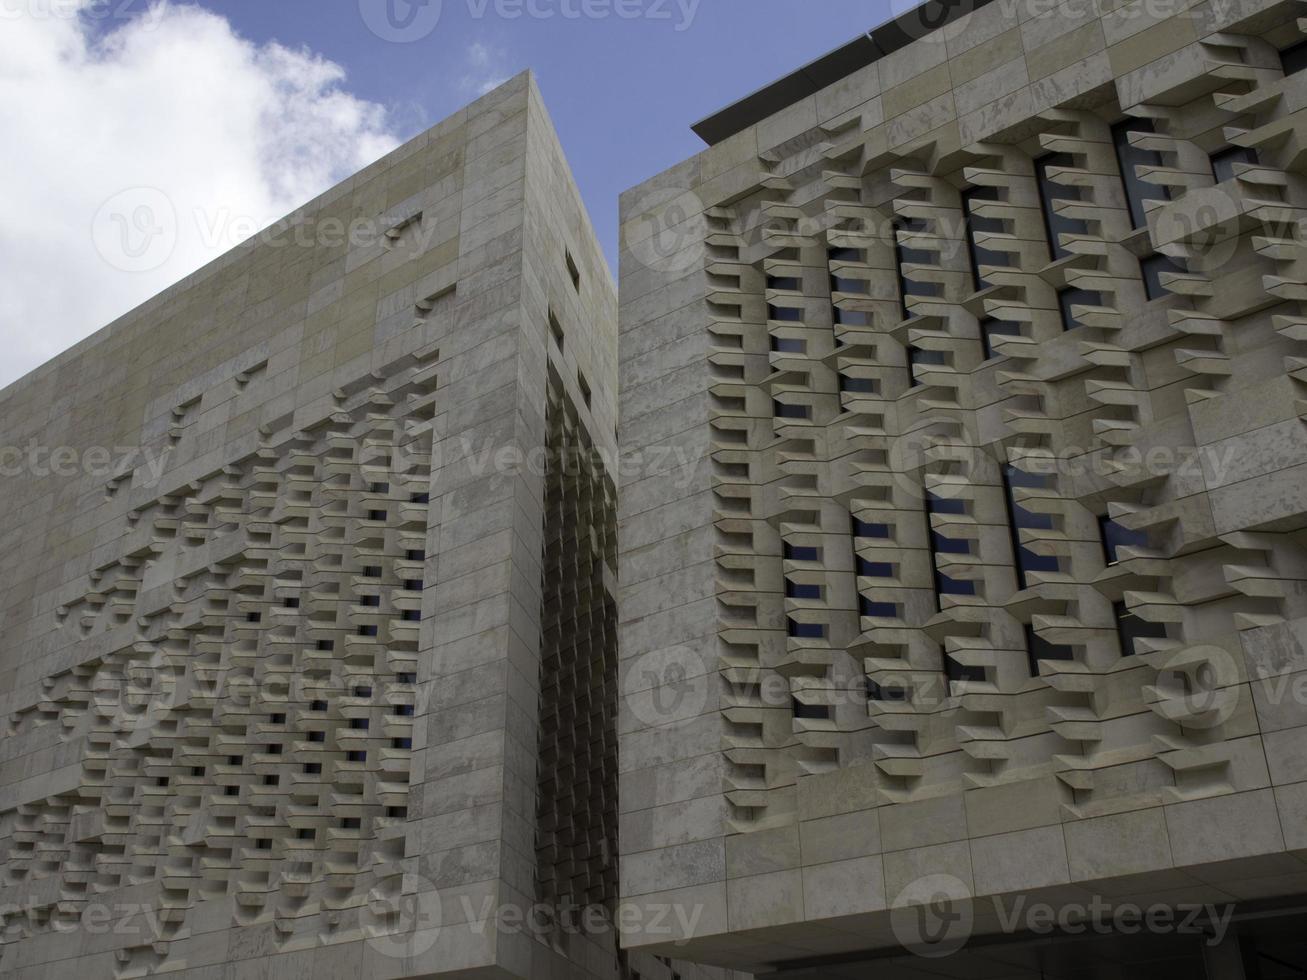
[{"xmin": 0, "ymin": 0, "xmax": 891, "ymax": 387}]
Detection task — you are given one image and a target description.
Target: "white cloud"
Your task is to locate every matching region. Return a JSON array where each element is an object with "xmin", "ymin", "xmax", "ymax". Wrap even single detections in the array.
[
  {"xmin": 460, "ymin": 41, "xmax": 507, "ymax": 95},
  {"xmin": 0, "ymin": 1, "xmax": 402, "ymax": 388}
]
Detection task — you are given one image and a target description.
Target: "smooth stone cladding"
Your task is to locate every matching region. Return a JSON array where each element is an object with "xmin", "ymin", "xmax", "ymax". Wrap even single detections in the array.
[
  {"xmin": 0, "ymin": 73, "xmax": 741, "ymax": 980},
  {"xmin": 617, "ymin": 0, "xmax": 1307, "ymax": 974}
]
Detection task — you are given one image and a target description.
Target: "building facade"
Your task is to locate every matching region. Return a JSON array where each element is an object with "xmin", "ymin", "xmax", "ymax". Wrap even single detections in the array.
[
  {"xmin": 0, "ymin": 74, "xmax": 737, "ymax": 980},
  {"xmin": 617, "ymin": 0, "xmax": 1307, "ymax": 975}
]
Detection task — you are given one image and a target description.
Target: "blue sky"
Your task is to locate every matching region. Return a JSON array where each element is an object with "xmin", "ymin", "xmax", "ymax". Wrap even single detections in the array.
[
  {"xmin": 2, "ymin": 1, "xmax": 891, "ymax": 386},
  {"xmin": 182, "ymin": 0, "xmax": 889, "ymax": 272}
]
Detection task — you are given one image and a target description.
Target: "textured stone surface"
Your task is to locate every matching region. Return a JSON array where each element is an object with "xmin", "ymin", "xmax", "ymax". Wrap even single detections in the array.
[
  {"xmin": 0, "ymin": 73, "xmax": 741, "ymax": 980},
  {"xmin": 617, "ymin": 0, "xmax": 1307, "ymax": 972}
]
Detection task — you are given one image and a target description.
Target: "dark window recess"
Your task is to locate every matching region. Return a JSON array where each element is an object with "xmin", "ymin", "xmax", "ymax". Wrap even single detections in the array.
[
  {"xmin": 396, "ymin": 672, "xmax": 416, "ymax": 684},
  {"xmin": 283, "ymin": 597, "xmax": 300, "ymax": 609},
  {"xmin": 962, "ymin": 185, "xmax": 1011, "ymax": 290},
  {"xmin": 256, "ymin": 839, "xmax": 272, "ymax": 850},
  {"xmin": 1115, "ymin": 600, "xmax": 1168, "ymax": 656},
  {"xmin": 926, "ymin": 491, "xmax": 966, "ymax": 516},
  {"xmin": 346, "ymin": 751, "xmax": 367, "ymax": 763},
  {"xmin": 270, "ymin": 713, "xmax": 285, "ymax": 724},
  {"xmin": 792, "ymin": 698, "xmax": 830, "ymax": 720},
  {"xmin": 297, "ymin": 828, "xmax": 316, "ymax": 840},
  {"xmin": 578, "ymin": 371, "xmax": 592, "ymax": 407},
  {"xmin": 367, "ymin": 510, "xmax": 387, "ymax": 521},
  {"xmin": 1210, "ymin": 145, "xmax": 1257, "ymax": 183},
  {"xmin": 354, "ymin": 686, "xmax": 372, "ymax": 697},
  {"xmin": 785, "ymin": 580, "xmax": 822, "ymax": 599},
  {"xmin": 191, "ymin": 767, "xmax": 204, "ymax": 777},
  {"xmin": 340, "ymin": 817, "xmax": 362, "ymax": 829},
  {"xmin": 349, "ymin": 718, "xmax": 370, "ymax": 730},
  {"xmin": 304, "ymin": 763, "xmax": 321, "ymax": 774},
  {"xmin": 308, "ymin": 731, "xmax": 325, "ymax": 743},
  {"xmin": 787, "ymin": 618, "xmax": 825, "ymax": 639},
  {"xmin": 566, "ymin": 250, "xmax": 581, "ymax": 290},
  {"xmin": 1282, "ymin": 38, "xmax": 1307, "ymax": 74},
  {"xmin": 406, "ymin": 549, "xmax": 426, "ymax": 561},
  {"xmin": 897, "ymin": 271, "xmax": 942, "ymax": 315},
  {"xmin": 246, "ymin": 612, "xmax": 261, "ymax": 623},
  {"xmin": 403, "ymin": 579, "xmax": 423, "ymax": 591},
  {"xmin": 156, "ymin": 777, "xmax": 169, "ymax": 787},
  {"xmin": 263, "ymin": 775, "xmax": 279, "ymax": 786},
  {"xmin": 840, "ymin": 374, "xmax": 876, "ymax": 393},
  {"xmin": 387, "ymin": 806, "xmax": 408, "ymax": 818},
  {"xmin": 1035, "ymin": 152, "xmax": 1088, "ymax": 260},
  {"xmin": 310, "ymin": 700, "xmax": 327, "ymax": 711},
  {"xmin": 392, "ymin": 737, "xmax": 413, "ymax": 749},
  {"xmin": 908, "ymin": 345, "xmax": 947, "ymax": 386},
  {"xmin": 370, "ymin": 482, "xmax": 389, "ymax": 494},
  {"xmin": 1112, "ymin": 119, "xmax": 1170, "ymax": 228},
  {"xmin": 934, "ymin": 570, "xmax": 977, "ymax": 596},
  {"xmin": 1002, "ymin": 464, "xmax": 1059, "ymax": 589},
  {"xmin": 766, "ymin": 275, "xmax": 801, "ymax": 291},
  {"xmin": 828, "ymin": 246, "xmax": 864, "ymax": 262},
  {"xmin": 1058, "ymin": 287, "xmax": 1102, "ymax": 331},
  {"xmin": 867, "ymin": 680, "xmax": 908, "ymax": 702},
  {"xmin": 410, "ymin": 492, "xmax": 430, "ymax": 504},
  {"xmin": 768, "ymin": 304, "xmax": 804, "ymax": 321},
  {"xmin": 773, "ymin": 400, "xmax": 811, "ymax": 420},
  {"xmin": 926, "ymin": 492, "xmax": 974, "ymax": 604},
  {"xmin": 831, "ymin": 276, "xmax": 870, "ymax": 294},
  {"xmin": 1100, "ymin": 516, "xmax": 1149, "ymax": 564},
  {"xmin": 857, "ymin": 558, "xmax": 894, "ymax": 577},
  {"xmin": 549, "ymin": 312, "xmax": 564, "ymax": 349},
  {"xmin": 931, "ymin": 533, "xmax": 970, "ymax": 555},
  {"xmin": 358, "ymin": 625, "xmax": 378, "ymax": 637},
  {"xmin": 944, "ymin": 653, "xmax": 986, "ymax": 684},
  {"xmin": 228, "ymin": 756, "xmax": 242, "ymax": 765},
  {"xmin": 770, "ymin": 336, "xmax": 806, "ymax": 354},
  {"xmin": 363, "ymin": 566, "xmax": 382, "ymax": 577},
  {"xmin": 784, "ymin": 543, "xmax": 820, "ymax": 561},
  {"xmin": 360, "ymin": 595, "xmax": 380, "ymax": 607},
  {"xmin": 224, "ymin": 785, "xmax": 239, "ymax": 796},
  {"xmin": 394, "ymin": 704, "xmax": 415, "ymax": 717},
  {"xmin": 401, "ymin": 609, "xmax": 421, "ymax": 622},
  {"xmin": 833, "ymin": 307, "xmax": 871, "ymax": 326},
  {"xmin": 316, "ymin": 640, "xmax": 334, "ymax": 651},
  {"xmin": 980, "ymin": 318, "xmax": 1022, "ymax": 359},
  {"xmin": 1140, "ymin": 254, "xmax": 1187, "ymax": 301},
  {"xmin": 1025, "ymin": 624, "xmax": 1075, "ymax": 676},
  {"xmin": 859, "ymin": 595, "xmax": 897, "ymax": 618},
  {"xmin": 267, "ymin": 744, "xmax": 282, "ymax": 755},
  {"xmin": 852, "ymin": 517, "xmax": 890, "ymax": 538}
]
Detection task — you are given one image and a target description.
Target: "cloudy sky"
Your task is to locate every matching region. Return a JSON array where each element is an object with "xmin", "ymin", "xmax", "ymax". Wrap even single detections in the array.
[{"xmin": 0, "ymin": 0, "xmax": 884, "ymax": 387}]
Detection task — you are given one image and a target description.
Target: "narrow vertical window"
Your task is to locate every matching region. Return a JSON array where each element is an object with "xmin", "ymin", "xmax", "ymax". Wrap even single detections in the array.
[
  {"xmin": 961, "ymin": 185, "xmax": 1010, "ymax": 291},
  {"xmin": 1112, "ymin": 119, "xmax": 1170, "ymax": 228},
  {"xmin": 1002, "ymin": 465, "xmax": 1059, "ymax": 589},
  {"xmin": 1035, "ymin": 153, "xmax": 1088, "ymax": 260}
]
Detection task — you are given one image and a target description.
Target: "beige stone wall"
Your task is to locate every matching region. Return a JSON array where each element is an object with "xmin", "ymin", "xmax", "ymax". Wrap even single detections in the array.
[
  {"xmin": 618, "ymin": 0, "xmax": 1307, "ymax": 971},
  {"xmin": 0, "ymin": 72, "xmax": 701, "ymax": 980}
]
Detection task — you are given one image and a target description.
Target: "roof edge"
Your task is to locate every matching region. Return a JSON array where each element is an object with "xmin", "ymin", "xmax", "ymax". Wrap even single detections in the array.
[{"xmin": 690, "ymin": 0, "xmax": 998, "ymax": 146}]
